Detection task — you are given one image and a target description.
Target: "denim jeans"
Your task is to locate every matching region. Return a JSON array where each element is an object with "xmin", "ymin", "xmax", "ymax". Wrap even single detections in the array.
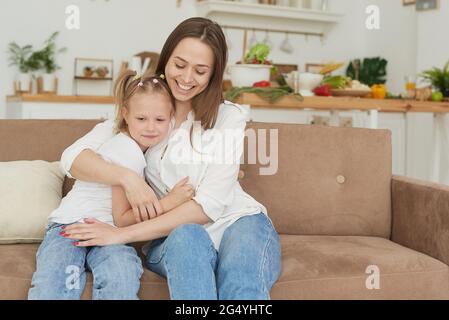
[
  {"xmin": 28, "ymin": 223, "xmax": 143, "ymax": 300},
  {"xmin": 145, "ymin": 213, "xmax": 282, "ymax": 300}
]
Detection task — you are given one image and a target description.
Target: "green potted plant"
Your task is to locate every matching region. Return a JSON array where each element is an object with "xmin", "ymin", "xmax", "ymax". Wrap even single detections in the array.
[
  {"xmin": 420, "ymin": 61, "xmax": 449, "ymax": 98},
  {"xmin": 34, "ymin": 32, "xmax": 67, "ymax": 93},
  {"xmin": 7, "ymin": 42, "xmax": 39, "ymax": 92},
  {"xmin": 228, "ymin": 43, "xmax": 274, "ymax": 87},
  {"xmin": 346, "ymin": 57, "xmax": 388, "ymax": 87}
]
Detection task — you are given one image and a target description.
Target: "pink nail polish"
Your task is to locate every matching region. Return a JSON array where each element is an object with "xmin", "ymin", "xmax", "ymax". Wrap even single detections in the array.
[{"xmin": 73, "ymin": 242, "xmax": 79, "ymax": 246}]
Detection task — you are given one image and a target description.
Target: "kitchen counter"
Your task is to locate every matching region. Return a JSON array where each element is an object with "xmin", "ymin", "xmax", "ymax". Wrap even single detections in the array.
[
  {"xmin": 4, "ymin": 93, "xmax": 449, "ymax": 184},
  {"xmin": 234, "ymin": 93, "xmax": 449, "ymax": 113},
  {"xmin": 6, "ymin": 94, "xmax": 114, "ymax": 104},
  {"xmin": 7, "ymin": 93, "xmax": 449, "ymax": 113}
]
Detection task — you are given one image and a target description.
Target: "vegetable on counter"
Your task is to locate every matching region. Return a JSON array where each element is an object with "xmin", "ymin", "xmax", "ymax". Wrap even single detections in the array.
[
  {"xmin": 224, "ymin": 86, "xmax": 303, "ymax": 103},
  {"xmin": 253, "ymin": 80, "xmax": 271, "ymax": 88},
  {"xmin": 371, "ymin": 84, "xmax": 387, "ymax": 99},
  {"xmin": 321, "ymin": 75, "xmax": 352, "ymax": 89},
  {"xmin": 313, "ymin": 84, "xmax": 332, "ymax": 96},
  {"xmin": 243, "ymin": 43, "xmax": 271, "ymax": 65}
]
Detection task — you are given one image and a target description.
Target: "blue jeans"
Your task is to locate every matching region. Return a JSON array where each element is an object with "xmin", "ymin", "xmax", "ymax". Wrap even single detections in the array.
[
  {"xmin": 145, "ymin": 213, "xmax": 282, "ymax": 300},
  {"xmin": 28, "ymin": 223, "xmax": 143, "ymax": 300}
]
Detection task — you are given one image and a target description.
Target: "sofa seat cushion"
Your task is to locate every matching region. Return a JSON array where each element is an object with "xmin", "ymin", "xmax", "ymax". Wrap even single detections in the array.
[
  {"xmin": 272, "ymin": 235, "xmax": 449, "ymax": 299},
  {"xmin": 0, "ymin": 244, "xmax": 169, "ymax": 300},
  {"xmin": 1, "ymin": 236, "xmax": 448, "ymax": 300}
]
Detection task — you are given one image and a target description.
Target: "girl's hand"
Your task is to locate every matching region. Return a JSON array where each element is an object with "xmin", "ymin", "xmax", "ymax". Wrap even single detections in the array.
[
  {"xmin": 166, "ymin": 177, "xmax": 195, "ymax": 208},
  {"xmin": 63, "ymin": 218, "xmax": 126, "ymax": 247},
  {"xmin": 121, "ymin": 170, "xmax": 162, "ymax": 222}
]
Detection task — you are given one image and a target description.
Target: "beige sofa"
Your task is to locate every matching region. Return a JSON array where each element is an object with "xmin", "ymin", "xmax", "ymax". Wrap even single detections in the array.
[{"xmin": 1, "ymin": 119, "xmax": 449, "ymax": 300}]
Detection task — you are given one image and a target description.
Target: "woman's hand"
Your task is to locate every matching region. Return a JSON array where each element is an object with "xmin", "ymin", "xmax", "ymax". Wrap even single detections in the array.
[
  {"xmin": 120, "ymin": 170, "xmax": 163, "ymax": 222},
  {"xmin": 63, "ymin": 218, "xmax": 126, "ymax": 247}
]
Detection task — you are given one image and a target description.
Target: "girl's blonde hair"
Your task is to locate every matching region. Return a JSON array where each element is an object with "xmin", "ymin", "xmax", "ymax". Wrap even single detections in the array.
[{"xmin": 113, "ymin": 70, "xmax": 175, "ymax": 134}]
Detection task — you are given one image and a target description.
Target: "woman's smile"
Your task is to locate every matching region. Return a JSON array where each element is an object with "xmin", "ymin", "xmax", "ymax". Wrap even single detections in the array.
[{"xmin": 175, "ymin": 80, "xmax": 196, "ymax": 94}]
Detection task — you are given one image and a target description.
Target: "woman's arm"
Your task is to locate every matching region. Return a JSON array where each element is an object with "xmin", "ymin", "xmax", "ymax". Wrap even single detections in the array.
[
  {"xmin": 60, "ymin": 120, "xmax": 162, "ymax": 220},
  {"xmin": 71, "ymin": 149, "xmax": 131, "ymax": 185},
  {"xmin": 64, "ymin": 200, "xmax": 212, "ymax": 246}
]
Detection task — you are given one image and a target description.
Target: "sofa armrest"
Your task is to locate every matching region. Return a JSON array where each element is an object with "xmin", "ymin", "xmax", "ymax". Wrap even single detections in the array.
[{"xmin": 391, "ymin": 175, "xmax": 449, "ymax": 266}]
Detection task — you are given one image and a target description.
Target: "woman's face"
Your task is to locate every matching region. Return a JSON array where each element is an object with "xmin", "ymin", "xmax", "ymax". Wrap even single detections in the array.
[{"xmin": 165, "ymin": 37, "xmax": 214, "ymax": 103}]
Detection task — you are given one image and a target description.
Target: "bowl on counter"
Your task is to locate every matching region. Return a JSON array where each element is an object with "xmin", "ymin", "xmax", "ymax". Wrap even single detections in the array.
[
  {"xmin": 227, "ymin": 64, "xmax": 272, "ymax": 87},
  {"xmin": 283, "ymin": 71, "xmax": 324, "ymax": 96}
]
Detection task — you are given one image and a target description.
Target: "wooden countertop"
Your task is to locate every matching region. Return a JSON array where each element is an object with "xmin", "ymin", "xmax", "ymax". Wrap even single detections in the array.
[
  {"xmin": 7, "ymin": 93, "xmax": 449, "ymax": 113},
  {"xmin": 234, "ymin": 93, "xmax": 449, "ymax": 113},
  {"xmin": 6, "ymin": 94, "xmax": 114, "ymax": 104}
]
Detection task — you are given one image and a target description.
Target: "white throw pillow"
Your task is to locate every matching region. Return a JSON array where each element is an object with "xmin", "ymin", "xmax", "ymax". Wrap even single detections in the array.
[{"xmin": 0, "ymin": 161, "xmax": 65, "ymax": 244}]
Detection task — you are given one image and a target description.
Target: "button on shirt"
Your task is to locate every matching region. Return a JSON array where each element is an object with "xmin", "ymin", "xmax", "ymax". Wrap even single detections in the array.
[{"xmin": 60, "ymin": 102, "xmax": 267, "ymax": 249}]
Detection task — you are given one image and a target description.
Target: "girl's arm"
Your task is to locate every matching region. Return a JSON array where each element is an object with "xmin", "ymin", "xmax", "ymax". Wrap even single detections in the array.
[
  {"xmin": 60, "ymin": 120, "xmax": 162, "ymax": 221},
  {"xmin": 112, "ymin": 177, "xmax": 195, "ymax": 227},
  {"xmin": 112, "ymin": 185, "xmax": 139, "ymax": 228}
]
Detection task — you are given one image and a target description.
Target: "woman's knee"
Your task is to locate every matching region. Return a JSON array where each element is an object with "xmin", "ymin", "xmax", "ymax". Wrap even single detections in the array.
[{"xmin": 164, "ymin": 224, "xmax": 215, "ymax": 261}]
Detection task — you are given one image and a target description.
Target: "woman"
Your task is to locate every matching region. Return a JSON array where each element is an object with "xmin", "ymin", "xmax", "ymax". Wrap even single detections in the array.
[{"xmin": 62, "ymin": 17, "xmax": 281, "ymax": 300}]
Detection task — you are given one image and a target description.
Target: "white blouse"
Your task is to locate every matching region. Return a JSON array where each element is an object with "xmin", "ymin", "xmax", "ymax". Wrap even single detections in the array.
[{"xmin": 60, "ymin": 101, "xmax": 267, "ymax": 249}]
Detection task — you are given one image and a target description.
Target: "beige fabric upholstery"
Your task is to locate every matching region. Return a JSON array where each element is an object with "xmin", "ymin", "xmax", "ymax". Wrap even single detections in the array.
[
  {"xmin": 0, "ymin": 119, "xmax": 448, "ymax": 300},
  {"xmin": 240, "ymin": 122, "xmax": 392, "ymax": 238},
  {"xmin": 0, "ymin": 161, "xmax": 64, "ymax": 243},
  {"xmin": 392, "ymin": 175, "xmax": 449, "ymax": 266},
  {"xmin": 1, "ymin": 236, "xmax": 448, "ymax": 300}
]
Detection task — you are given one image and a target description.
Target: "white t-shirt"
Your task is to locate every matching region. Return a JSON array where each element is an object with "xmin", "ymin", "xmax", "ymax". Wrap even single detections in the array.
[
  {"xmin": 60, "ymin": 101, "xmax": 268, "ymax": 249},
  {"xmin": 49, "ymin": 133, "xmax": 146, "ymax": 226}
]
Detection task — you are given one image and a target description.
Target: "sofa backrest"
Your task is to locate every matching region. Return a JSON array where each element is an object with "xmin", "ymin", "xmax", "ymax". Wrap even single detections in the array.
[
  {"xmin": 0, "ymin": 119, "xmax": 392, "ymax": 238},
  {"xmin": 0, "ymin": 119, "xmax": 101, "ymax": 196},
  {"xmin": 240, "ymin": 122, "xmax": 392, "ymax": 238}
]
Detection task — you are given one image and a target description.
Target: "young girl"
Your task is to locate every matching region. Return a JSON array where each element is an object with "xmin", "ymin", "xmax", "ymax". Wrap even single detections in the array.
[{"xmin": 28, "ymin": 70, "xmax": 193, "ymax": 300}]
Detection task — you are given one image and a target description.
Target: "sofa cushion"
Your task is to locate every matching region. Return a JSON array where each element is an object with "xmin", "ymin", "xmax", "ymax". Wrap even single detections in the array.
[
  {"xmin": 271, "ymin": 235, "xmax": 449, "ymax": 299},
  {"xmin": 0, "ymin": 120, "xmax": 101, "ymax": 163},
  {"xmin": 1, "ymin": 236, "xmax": 448, "ymax": 300},
  {"xmin": 0, "ymin": 161, "xmax": 65, "ymax": 244},
  {"xmin": 241, "ymin": 122, "xmax": 392, "ymax": 238}
]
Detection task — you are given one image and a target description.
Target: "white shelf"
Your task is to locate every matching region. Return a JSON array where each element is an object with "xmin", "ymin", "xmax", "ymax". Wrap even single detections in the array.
[{"xmin": 196, "ymin": 0, "xmax": 343, "ymax": 35}]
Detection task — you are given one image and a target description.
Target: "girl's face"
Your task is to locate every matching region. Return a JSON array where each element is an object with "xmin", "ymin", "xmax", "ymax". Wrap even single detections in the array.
[
  {"xmin": 122, "ymin": 92, "xmax": 173, "ymax": 151},
  {"xmin": 165, "ymin": 37, "xmax": 214, "ymax": 103}
]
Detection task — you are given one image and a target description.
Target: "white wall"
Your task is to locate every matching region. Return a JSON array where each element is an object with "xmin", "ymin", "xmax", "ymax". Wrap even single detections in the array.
[
  {"xmin": 0, "ymin": 0, "xmax": 197, "ymax": 118},
  {"xmin": 0, "ymin": 0, "xmax": 446, "ymax": 118},
  {"xmin": 0, "ymin": 0, "xmax": 387, "ymax": 118},
  {"xmin": 362, "ymin": 0, "xmax": 418, "ymax": 94},
  {"xmin": 415, "ymin": 1, "xmax": 449, "ymax": 183}
]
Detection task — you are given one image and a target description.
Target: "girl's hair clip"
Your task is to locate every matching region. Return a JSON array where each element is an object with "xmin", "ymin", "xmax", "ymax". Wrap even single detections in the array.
[
  {"xmin": 137, "ymin": 81, "xmax": 144, "ymax": 87},
  {"xmin": 152, "ymin": 78, "xmax": 159, "ymax": 84},
  {"xmin": 160, "ymin": 74, "xmax": 165, "ymax": 80},
  {"xmin": 133, "ymin": 73, "xmax": 141, "ymax": 81}
]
